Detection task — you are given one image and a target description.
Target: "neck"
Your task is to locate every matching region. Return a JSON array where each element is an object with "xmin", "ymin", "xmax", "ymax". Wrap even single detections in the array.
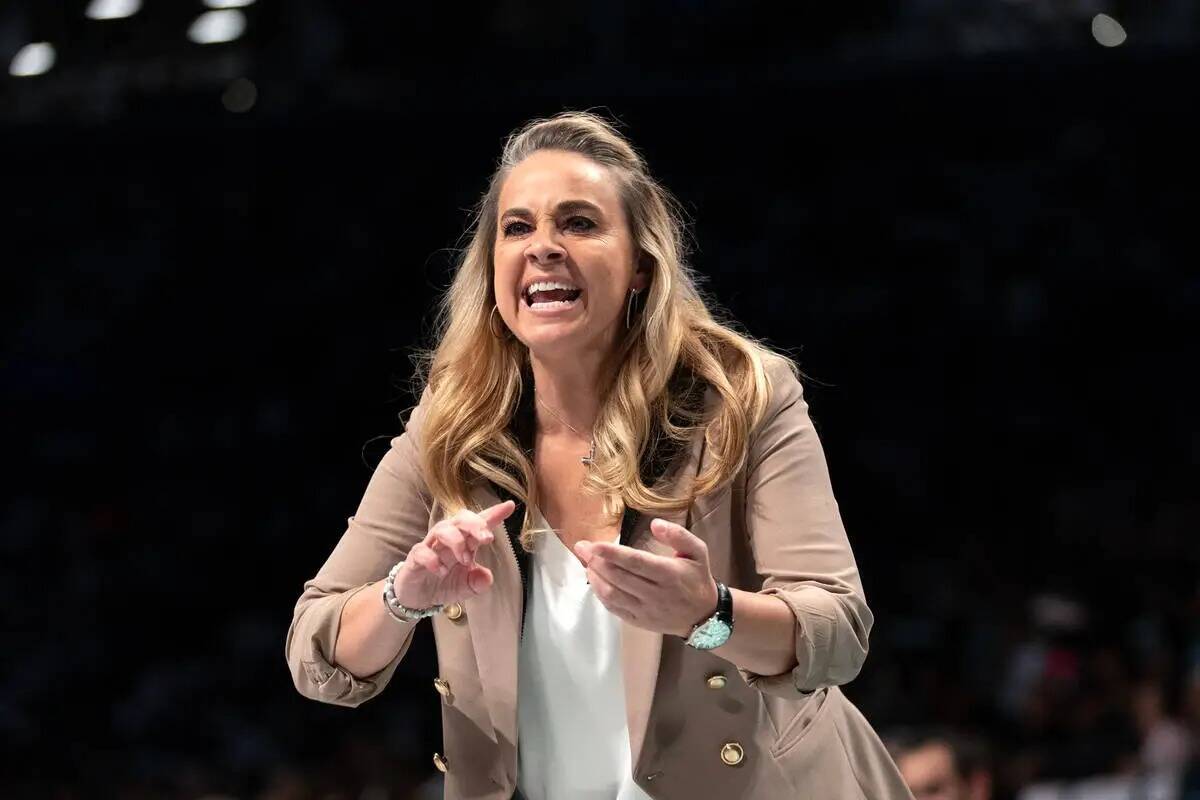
[{"xmin": 529, "ymin": 347, "xmax": 612, "ymax": 437}]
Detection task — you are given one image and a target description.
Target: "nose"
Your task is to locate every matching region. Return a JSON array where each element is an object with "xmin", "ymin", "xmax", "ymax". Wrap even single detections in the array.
[{"xmin": 524, "ymin": 221, "xmax": 566, "ymax": 264}]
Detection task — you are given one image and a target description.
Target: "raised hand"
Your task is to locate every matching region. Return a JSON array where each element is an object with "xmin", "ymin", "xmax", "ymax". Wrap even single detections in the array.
[
  {"xmin": 574, "ymin": 517, "xmax": 719, "ymax": 638},
  {"xmin": 391, "ymin": 500, "xmax": 516, "ymax": 608}
]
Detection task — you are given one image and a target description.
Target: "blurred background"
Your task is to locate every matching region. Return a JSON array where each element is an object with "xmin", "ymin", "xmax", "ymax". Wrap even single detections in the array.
[{"xmin": 4, "ymin": 1, "xmax": 1198, "ymax": 799}]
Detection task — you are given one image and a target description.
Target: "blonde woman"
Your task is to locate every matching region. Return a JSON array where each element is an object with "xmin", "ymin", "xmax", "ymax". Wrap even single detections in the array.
[{"xmin": 286, "ymin": 111, "xmax": 914, "ymax": 800}]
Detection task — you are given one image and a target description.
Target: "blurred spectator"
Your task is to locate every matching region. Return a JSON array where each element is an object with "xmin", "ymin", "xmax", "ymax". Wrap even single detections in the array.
[
  {"xmin": 884, "ymin": 727, "xmax": 993, "ymax": 800},
  {"xmin": 1131, "ymin": 679, "xmax": 1194, "ymax": 771}
]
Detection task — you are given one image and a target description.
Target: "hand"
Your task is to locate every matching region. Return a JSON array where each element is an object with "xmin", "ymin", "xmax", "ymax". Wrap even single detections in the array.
[
  {"xmin": 574, "ymin": 518, "xmax": 719, "ymax": 638},
  {"xmin": 392, "ymin": 500, "xmax": 516, "ymax": 609}
]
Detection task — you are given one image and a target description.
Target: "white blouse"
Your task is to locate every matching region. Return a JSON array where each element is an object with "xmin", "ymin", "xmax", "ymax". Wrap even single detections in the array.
[{"xmin": 516, "ymin": 506, "xmax": 654, "ymax": 800}]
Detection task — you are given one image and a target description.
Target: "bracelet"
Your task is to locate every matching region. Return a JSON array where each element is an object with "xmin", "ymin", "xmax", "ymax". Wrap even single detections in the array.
[{"xmin": 382, "ymin": 559, "xmax": 444, "ymax": 623}]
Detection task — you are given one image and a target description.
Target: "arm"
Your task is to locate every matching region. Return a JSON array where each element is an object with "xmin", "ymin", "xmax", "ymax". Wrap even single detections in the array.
[
  {"xmin": 711, "ymin": 588, "xmax": 798, "ymax": 678},
  {"xmin": 734, "ymin": 358, "xmax": 873, "ymax": 698},
  {"xmin": 284, "ymin": 389, "xmax": 433, "ymax": 708}
]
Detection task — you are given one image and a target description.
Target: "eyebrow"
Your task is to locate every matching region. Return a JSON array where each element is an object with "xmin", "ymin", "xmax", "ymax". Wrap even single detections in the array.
[{"xmin": 499, "ymin": 199, "xmax": 605, "ymax": 221}]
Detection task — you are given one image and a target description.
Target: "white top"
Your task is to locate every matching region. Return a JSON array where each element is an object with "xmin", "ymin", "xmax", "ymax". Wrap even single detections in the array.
[{"xmin": 516, "ymin": 507, "xmax": 653, "ymax": 800}]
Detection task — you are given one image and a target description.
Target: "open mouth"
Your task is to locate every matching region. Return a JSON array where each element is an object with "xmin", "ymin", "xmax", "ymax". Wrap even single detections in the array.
[{"xmin": 523, "ymin": 280, "xmax": 583, "ymax": 309}]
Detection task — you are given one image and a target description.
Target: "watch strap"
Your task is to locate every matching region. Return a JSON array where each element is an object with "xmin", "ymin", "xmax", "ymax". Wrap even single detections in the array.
[
  {"xmin": 683, "ymin": 579, "xmax": 734, "ymax": 645},
  {"xmin": 714, "ymin": 579, "xmax": 734, "ymax": 626}
]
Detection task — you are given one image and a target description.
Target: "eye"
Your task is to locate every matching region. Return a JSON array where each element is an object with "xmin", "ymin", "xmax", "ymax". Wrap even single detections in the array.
[
  {"xmin": 502, "ymin": 220, "xmax": 531, "ymax": 237},
  {"xmin": 564, "ymin": 215, "xmax": 596, "ymax": 232}
]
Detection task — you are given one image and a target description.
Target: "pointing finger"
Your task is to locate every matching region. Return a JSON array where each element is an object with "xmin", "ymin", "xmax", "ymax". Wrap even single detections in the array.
[{"xmin": 479, "ymin": 499, "xmax": 516, "ymax": 528}]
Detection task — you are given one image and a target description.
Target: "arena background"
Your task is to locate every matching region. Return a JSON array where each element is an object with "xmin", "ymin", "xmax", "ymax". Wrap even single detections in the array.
[{"xmin": 4, "ymin": 2, "xmax": 1198, "ymax": 798}]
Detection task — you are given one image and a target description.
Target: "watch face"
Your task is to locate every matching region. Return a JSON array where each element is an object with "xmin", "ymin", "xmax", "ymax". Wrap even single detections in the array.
[{"xmin": 687, "ymin": 617, "xmax": 732, "ymax": 650}]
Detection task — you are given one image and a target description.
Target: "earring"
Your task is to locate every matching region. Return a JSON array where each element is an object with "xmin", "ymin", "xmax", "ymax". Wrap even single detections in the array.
[
  {"xmin": 489, "ymin": 304, "xmax": 510, "ymax": 339},
  {"xmin": 625, "ymin": 288, "xmax": 643, "ymax": 330}
]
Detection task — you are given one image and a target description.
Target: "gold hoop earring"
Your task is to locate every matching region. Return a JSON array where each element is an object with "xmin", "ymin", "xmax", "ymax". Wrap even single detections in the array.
[{"xmin": 489, "ymin": 303, "xmax": 510, "ymax": 339}]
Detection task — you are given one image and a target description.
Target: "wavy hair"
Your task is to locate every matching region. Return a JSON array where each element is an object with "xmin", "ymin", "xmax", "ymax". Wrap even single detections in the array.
[{"xmin": 412, "ymin": 110, "xmax": 798, "ymax": 550}]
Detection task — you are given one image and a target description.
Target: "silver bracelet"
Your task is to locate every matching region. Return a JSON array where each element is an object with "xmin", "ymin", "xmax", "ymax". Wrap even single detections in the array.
[{"xmin": 382, "ymin": 559, "xmax": 443, "ymax": 623}]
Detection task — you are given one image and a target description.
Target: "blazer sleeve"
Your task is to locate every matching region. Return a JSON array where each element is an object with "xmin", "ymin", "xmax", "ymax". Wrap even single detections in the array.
[
  {"xmin": 736, "ymin": 359, "xmax": 874, "ymax": 698},
  {"xmin": 284, "ymin": 387, "xmax": 435, "ymax": 707}
]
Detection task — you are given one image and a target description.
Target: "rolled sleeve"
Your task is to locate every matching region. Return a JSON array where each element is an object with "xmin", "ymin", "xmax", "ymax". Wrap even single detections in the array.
[
  {"xmin": 736, "ymin": 359, "xmax": 874, "ymax": 698},
  {"xmin": 284, "ymin": 390, "xmax": 433, "ymax": 707},
  {"xmin": 287, "ymin": 581, "xmax": 415, "ymax": 707}
]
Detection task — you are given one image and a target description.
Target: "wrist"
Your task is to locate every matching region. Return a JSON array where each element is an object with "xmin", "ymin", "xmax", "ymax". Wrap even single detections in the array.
[
  {"xmin": 679, "ymin": 576, "xmax": 721, "ymax": 638},
  {"xmin": 382, "ymin": 559, "xmax": 442, "ymax": 623},
  {"xmin": 682, "ymin": 579, "xmax": 735, "ymax": 650}
]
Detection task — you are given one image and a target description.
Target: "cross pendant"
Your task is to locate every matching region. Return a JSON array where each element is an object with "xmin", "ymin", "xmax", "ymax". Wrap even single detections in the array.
[{"xmin": 581, "ymin": 440, "xmax": 596, "ymax": 467}]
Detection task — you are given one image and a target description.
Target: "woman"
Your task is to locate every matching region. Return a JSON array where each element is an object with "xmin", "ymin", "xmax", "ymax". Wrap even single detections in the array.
[{"xmin": 286, "ymin": 111, "xmax": 914, "ymax": 800}]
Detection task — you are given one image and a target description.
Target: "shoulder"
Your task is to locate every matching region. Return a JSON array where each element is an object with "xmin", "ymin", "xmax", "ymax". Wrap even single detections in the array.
[
  {"xmin": 743, "ymin": 354, "xmax": 811, "ymax": 470},
  {"xmin": 760, "ymin": 353, "xmax": 806, "ymax": 424},
  {"xmin": 384, "ymin": 384, "xmax": 434, "ymax": 467},
  {"xmin": 689, "ymin": 352, "xmax": 806, "ymax": 447},
  {"xmin": 400, "ymin": 384, "xmax": 434, "ymax": 437}
]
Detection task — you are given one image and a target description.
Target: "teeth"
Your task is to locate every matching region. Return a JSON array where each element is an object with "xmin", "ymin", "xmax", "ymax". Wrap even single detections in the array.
[
  {"xmin": 525, "ymin": 280, "xmax": 580, "ymax": 295},
  {"xmin": 529, "ymin": 298, "xmax": 578, "ymax": 307}
]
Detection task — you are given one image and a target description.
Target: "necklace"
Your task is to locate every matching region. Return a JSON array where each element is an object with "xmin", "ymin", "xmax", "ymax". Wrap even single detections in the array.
[{"xmin": 534, "ymin": 393, "xmax": 596, "ymax": 467}]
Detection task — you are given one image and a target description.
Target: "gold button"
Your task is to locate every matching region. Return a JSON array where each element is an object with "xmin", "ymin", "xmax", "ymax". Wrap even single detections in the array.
[
  {"xmin": 433, "ymin": 677, "xmax": 453, "ymax": 702},
  {"xmin": 433, "ymin": 752, "xmax": 448, "ymax": 773},
  {"xmin": 720, "ymin": 742, "xmax": 744, "ymax": 766},
  {"xmin": 444, "ymin": 602, "xmax": 464, "ymax": 621},
  {"xmin": 706, "ymin": 674, "xmax": 727, "ymax": 690}
]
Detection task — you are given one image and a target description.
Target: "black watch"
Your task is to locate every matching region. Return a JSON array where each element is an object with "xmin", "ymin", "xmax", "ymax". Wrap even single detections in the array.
[{"xmin": 684, "ymin": 580, "xmax": 734, "ymax": 650}]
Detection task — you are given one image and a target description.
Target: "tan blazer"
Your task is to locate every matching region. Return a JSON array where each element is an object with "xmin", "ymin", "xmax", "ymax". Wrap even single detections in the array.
[{"xmin": 286, "ymin": 357, "xmax": 915, "ymax": 799}]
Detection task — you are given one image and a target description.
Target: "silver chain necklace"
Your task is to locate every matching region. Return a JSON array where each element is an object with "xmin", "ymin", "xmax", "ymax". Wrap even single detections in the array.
[{"xmin": 534, "ymin": 393, "xmax": 596, "ymax": 466}]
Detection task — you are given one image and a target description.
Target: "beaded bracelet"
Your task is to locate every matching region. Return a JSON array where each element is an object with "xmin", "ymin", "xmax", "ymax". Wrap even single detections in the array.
[{"xmin": 382, "ymin": 559, "xmax": 444, "ymax": 623}]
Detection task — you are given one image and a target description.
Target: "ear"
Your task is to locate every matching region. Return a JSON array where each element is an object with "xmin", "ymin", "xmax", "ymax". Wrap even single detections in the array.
[{"xmin": 631, "ymin": 250, "xmax": 654, "ymax": 291}]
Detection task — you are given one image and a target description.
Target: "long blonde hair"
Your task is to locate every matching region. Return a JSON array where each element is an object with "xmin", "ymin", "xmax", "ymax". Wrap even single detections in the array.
[{"xmin": 412, "ymin": 110, "xmax": 798, "ymax": 550}]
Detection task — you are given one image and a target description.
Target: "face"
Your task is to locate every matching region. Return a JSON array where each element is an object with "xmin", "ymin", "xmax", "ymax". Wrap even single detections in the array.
[
  {"xmin": 493, "ymin": 149, "xmax": 648, "ymax": 357},
  {"xmin": 897, "ymin": 743, "xmax": 971, "ymax": 800}
]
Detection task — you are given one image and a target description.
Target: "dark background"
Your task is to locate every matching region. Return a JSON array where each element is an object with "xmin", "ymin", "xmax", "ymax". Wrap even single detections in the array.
[{"xmin": 3, "ymin": 2, "xmax": 1198, "ymax": 799}]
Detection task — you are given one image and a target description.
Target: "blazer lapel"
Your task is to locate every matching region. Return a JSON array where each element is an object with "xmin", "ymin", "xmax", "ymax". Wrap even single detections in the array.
[
  {"xmin": 620, "ymin": 414, "xmax": 707, "ymax": 772},
  {"xmin": 466, "ymin": 480, "xmax": 525, "ymax": 750}
]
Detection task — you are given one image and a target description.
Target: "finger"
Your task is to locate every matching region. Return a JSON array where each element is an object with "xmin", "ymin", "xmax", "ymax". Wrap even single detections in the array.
[
  {"xmin": 574, "ymin": 540, "xmax": 595, "ymax": 565},
  {"xmin": 424, "ymin": 525, "xmax": 466, "ymax": 570},
  {"xmin": 429, "ymin": 536, "xmax": 466, "ymax": 571},
  {"xmin": 449, "ymin": 511, "xmax": 495, "ymax": 561},
  {"xmin": 410, "ymin": 543, "xmax": 449, "ymax": 578},
  {"xmin": 461, "ymin": 513, "xmax": 497, "ymax": 555},
  {"xmin": 451, "ymin": 509, "xmax": 488, "ymax": 537},
  {"xmin": 588, "ymin": 567, "xmax": 641, "ymax": 613},
  {"xmin": 649, "ymin": 518, "xmax": 705, "ymax": 560},
  {"xmin": 465, "ymin": 564, "xmax": 493, "ymax": 595},
  {"xmin": 453, "ymin": 526, "xmax": 491, "ymax": 565},
  {"xmin": 601, "ymin": 602, "xmax": 638, "ymax": 624},
  {"xmin": 432, "ymin": 521, "xmax": 472, "ymax": 566},
  {"xmin": 478, "ymin": 499, "xmax": 516, "ymax": 528},
  {"xmin": 591, "ymin": 554, "xmax": 659, "ymax": 596},
  {"xmin": 589, "ymin": 541, "xmax": 669, "ymax": 581}
]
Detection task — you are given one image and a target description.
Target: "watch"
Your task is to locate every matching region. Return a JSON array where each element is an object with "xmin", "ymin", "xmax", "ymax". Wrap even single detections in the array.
[{"xmin": 684, "ymin": 580, "xmax": 734, "ymax": 650}]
